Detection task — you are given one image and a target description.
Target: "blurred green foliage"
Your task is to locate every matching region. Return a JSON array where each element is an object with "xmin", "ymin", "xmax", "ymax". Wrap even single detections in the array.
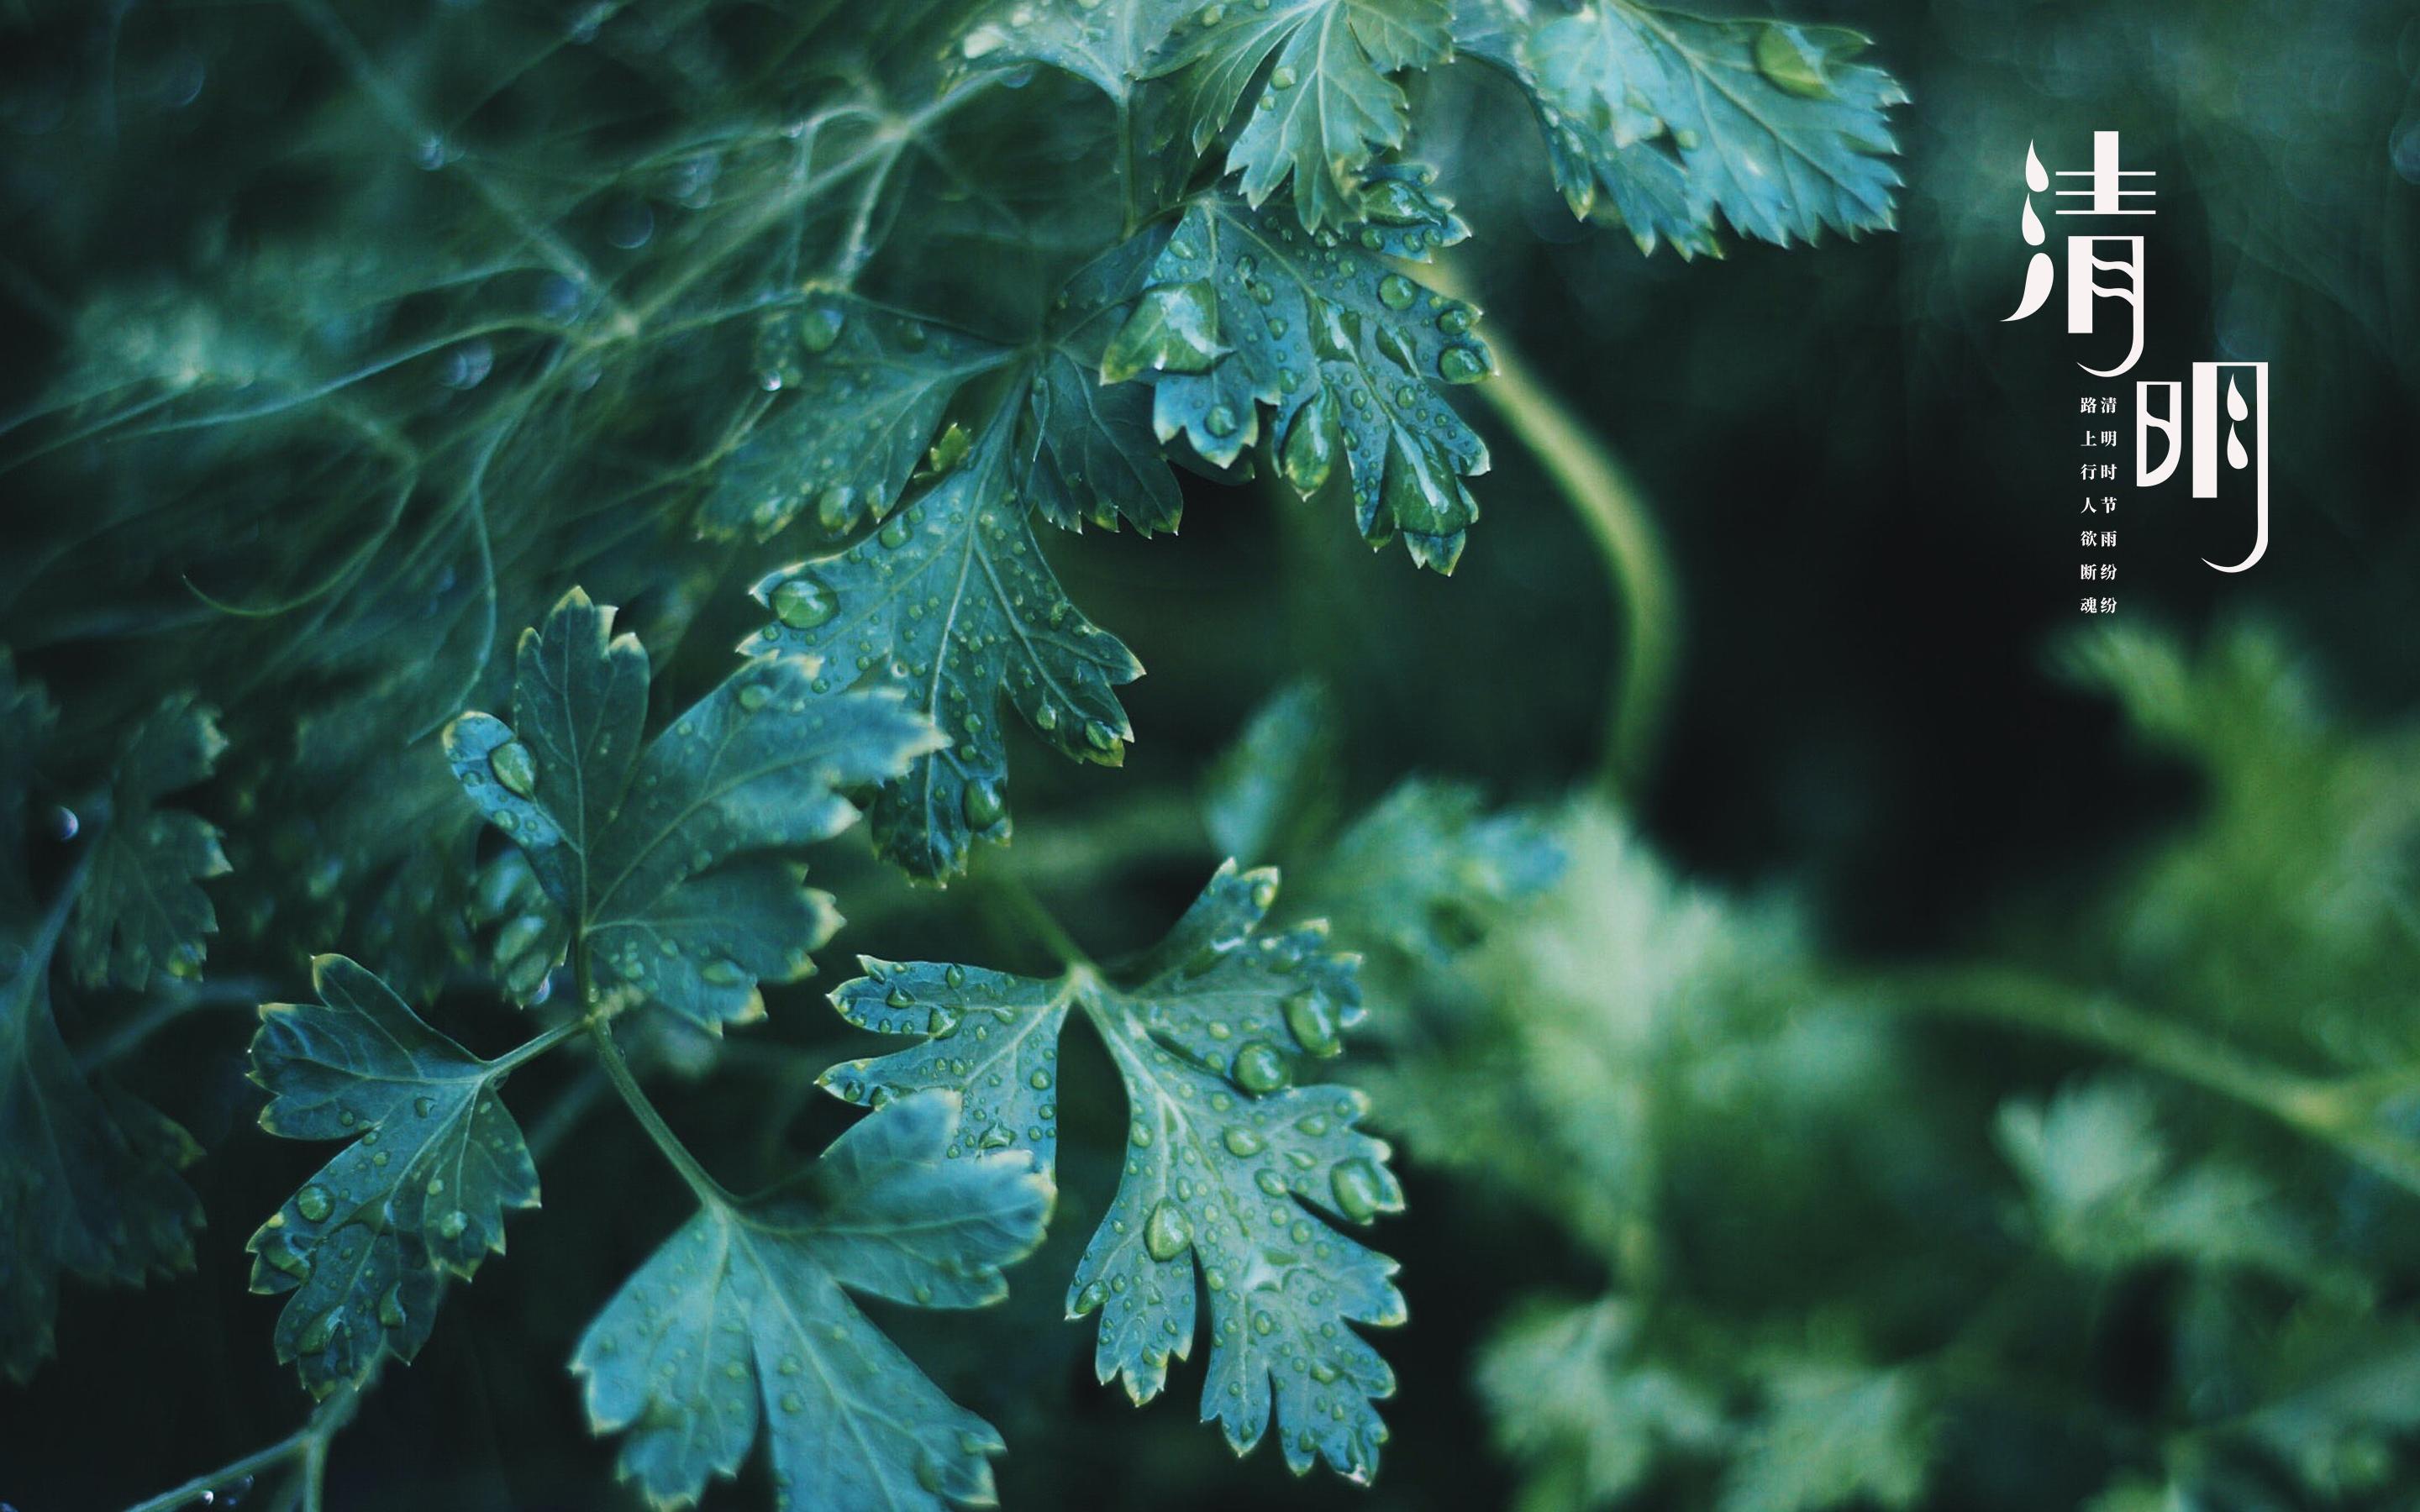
[{"xmin": 3, "ymin": 0, "xmax": 2417, "ymax": 1508}]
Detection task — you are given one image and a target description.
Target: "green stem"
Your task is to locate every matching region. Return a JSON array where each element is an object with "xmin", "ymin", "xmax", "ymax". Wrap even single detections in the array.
[
  {"xmin": 586, "ymin": 1016, "xmax": 735, "ymax": 1209},
  {"xmin": 1873, "ymin": 964, "xmax": 2420, "ymax": 1200},
  {"xmin": 75, "ymin": 975, "xmax": 271, "ymax": 1073},
  {"xmin": 1436, "ymin": 270, "xmax": 1679, "ymax": 796},
  {"xmin": 977, "ymin": 868, "xmax": 1097, "ymax": 975},
  {"xmin": 124, "ymin": 1383, "xmax": 357, "ymax": 1512},
  {"xmin": 577, "ymin": 929, "xmax": 735, "ymax": 1208},
  {"xmin": 488, "ymin": 1016, "xmax": 581, "ymax": 1074}
]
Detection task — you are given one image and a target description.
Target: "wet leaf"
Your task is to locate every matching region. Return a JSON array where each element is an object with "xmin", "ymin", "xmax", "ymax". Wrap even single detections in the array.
[
  {"xmin": 245, "ymin": 955, "xmax": 541, "ymax": 1396},
  {"xmin": 445, "ymin": 589, "xmax": 941, "ymax": 1030},
  {"xmin": 572, "ymin": 1090, "xmax": 1050, "ymax": 1510},
  {"xmin": 1103, "ymin": 183, "xmax": 1491, "ymax": 571},
  {"xmin": 0, "ymin": 659, "xmax": 203, "ymax": 1383},
  {"xmin": 1144, "ymin": 0, "xmax": 1455, "ymax": 232},
  {"xmin": 822, "ymin": 863, "xmax": 1403, "ymax": 1480},
  {"xmin": 699, "ymin": 297, "xmax": 1011, "ymax": 543},
  {"xmin": 1460, "ymin": 2, "xmax": 1905, "ymax": 255},
  {"xmin": 750, "ymin": 411, "xmax": 1143, "ymax": 880},
  {"xmin": 66, "ymin": 695, "xmax": 232, "ymax": 990}
]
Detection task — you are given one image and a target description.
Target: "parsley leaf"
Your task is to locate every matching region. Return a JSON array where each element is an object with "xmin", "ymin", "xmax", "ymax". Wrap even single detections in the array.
[
  {"xmin": 1719, "ymin": 1361, "xmax": 1933, "ymax": 1512},
  {"xmin": 1461, "ymin": 2, "xmax": 1905, "ymax": 254},
  {"xmin": 1020, "ymin": 242, "xmax": 1187, "ymax": 537},
  {"xmin": 959, "ymin": 0, "xmax": 1168, "ymax": 107},
  {"xmin": 822, "ymin": 862, "xmax": 1405, "ymax": 1480},
  {"xmin": 1145, "ymin": 0, "xmax": 1455, "ymax": 232},
  {"xmin": 1202, "ymin": 678, "xmax": 1340, "ymax": 864},
  {"xmin": 572, "ymin": 1089, "xmax": 1051, "ymax": 1510},
  {"xmin": 245, "ymin": 955, "xmax": 547, "ymax": 1397},
  {"xmin": 1323, "ymin": 778, "xmax": 1565, "ymax": 963},
  {"xmin": 66, "ymin": 695, "xmax": 233, "ymax": 990},
  {"xmin": 1199, "ymin": 682, "xmax": 1562, "ymax": 957},
  {"xmin": 445, "ymin": 588, "xmax": 941, "ymax": 1030},
  {"xmin": 701, "ymin": 296, "xmax": 1013, "ymax": 543},
  {"xmin": 0, "ymin": 659, "xmax": 204, "ymax": 1383},
  {"xmin": 1103, "ymin": 181, "xmax": 1492, "ymax": 571},
  {"xmin": 750, "ymin": 409, "xmax": 1144, "ymax": 880},
  {"xmin": 1996, "ymin": 1078, "xmax": 2338, "ymax": 1284}
]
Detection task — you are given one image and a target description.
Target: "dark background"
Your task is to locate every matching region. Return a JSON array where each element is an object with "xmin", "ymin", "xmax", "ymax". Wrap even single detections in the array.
[{"xmin": 3, "ymin": 0, "xmax": 2414, "ymax": 1507}]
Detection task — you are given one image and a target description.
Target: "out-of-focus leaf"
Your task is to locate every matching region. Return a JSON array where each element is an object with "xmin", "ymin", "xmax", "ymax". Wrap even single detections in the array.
[
  {"xmin": 1203, "ymin": 679, "xmax": 1341, "ymax": 864},
  {"xmin": 245, "ymin": 955, "xmax": 543, "ymax": 1396},
  {"xmin": 1477, "ymin": 1298, "xmax": 1726, "ymax": 1507},
  {"xmin": 1320, "ymin": 778, "xmax": 1563, "ymax": 963},
  {"xmin": 66, "ymin": 695, "xmax": 232, "ymax": 990},
  {"xmin": 1718, "ymin": 1360, "xmax": 1933, "ymax": 1512},
  {"xmin": 1997, "ymin": 1078, "xmax": 2339, "ymax": 1285},
  {"xmin": 0, "ymin": 659, "xmax": 203, "ymax": 1383}
]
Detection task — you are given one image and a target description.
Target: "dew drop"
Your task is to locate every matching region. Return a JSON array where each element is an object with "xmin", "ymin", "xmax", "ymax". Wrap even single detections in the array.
[
  {"xmin": 1331, "ymin": 1158, "xmax": 1385, "ymax": 1223},
  {"xmin": 771, "ymin": 577, "xmax": 836, "ymax": 630},
  {"xmin": 800, "ymin": 303, "xmax": 847, "ymax": 354},
  {"xmin": 1232, "ymin": 1042, "xmax": 1290, "ymax": 1094},
  {"xmin": 1438, "ymin": 344, "xmax": 1490, "ymax": 383},
  {"xmin": 489, "ymin": 741, "xmax": 539, "ymax": 799},
  {"xmin": 963, "ymin": 780, "xmax": 1007, "ymax": 830},
  {"xmin": 1144, "ymin": 1200, "xmax": 1194, "ymax": 1262},
  {"xmin": 1285, "ymin": 990, "xmax": 1340, "ymax": 1058}
]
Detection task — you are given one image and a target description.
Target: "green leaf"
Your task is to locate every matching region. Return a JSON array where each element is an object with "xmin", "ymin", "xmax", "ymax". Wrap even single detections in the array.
[
  {"xmin": 1718, "ymin": 1360, "xmax": 1933, "ymax": 1512},
  {"xmin": 0, "ymin": 659, "xmax": 203, "ymax": 1383},
  {"xmin": 1996, "ymin": 1078, "xmax": 2337, "ymax": 1284},
  {"xmin": 822, "ymin": 862, "xmax": 1405, "ymax": 1480},
  {"xmin": 1022, "ymin": 241, "xmax": 1187, "ymax": 536},
  {"xmin": 66, "ymin": 694, "xmax": 232, "ymax": 990},
  {"xmin": 1320, "ymin": 778, "xmax": 1564, "ymax": 963},
  {"xmin": 445, "ymin": 588, "xmax": 941, "ymax": 1030},
  {"xmin": 1476, "ymin": 1298, "xmax": 1726, "ymax": 1507},
  {"xmin": 700, "ymin": 295, "xmax": 1012, "ymax": 542},
  {"xmin": 959, "ymin": 0, "xmax": 1176, "ymax": 101},
  {"xmin": 1105, "ymin": 183, "xmax": 1492, "ymax": 571},
  {"xmin": 571, "ymin": 1089, "xmax": 1051, "ymax": 1511},
  {"xmin": 1202, "ymin": 678, "xmax": 1341, "ymax": 864},
  {"xmin": 245, "ymin": 955, "xmax": 544, "ymax": 1396},
  {"xmin": 1144, "ymin": 0, "xmax": 1455, "ymax": 232},
  {"xmin": 750, "ymin": 409, "xmax": 1144, "ymax": 879},
  {"xmin": 1461, "ymin": 2, "xmax": 1904, "ymax": 255}
]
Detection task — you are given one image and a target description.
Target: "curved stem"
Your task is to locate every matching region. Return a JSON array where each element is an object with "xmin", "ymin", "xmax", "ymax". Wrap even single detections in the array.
[
  {"xmin": 124, "ymin": 1434, "xmax": 308, "ymax": 1512},
  {"xmin": 1469, "ymin": 328, "xmax": 1680, "ymax": 796},
  {"xmin": 489, "ymin": 1016, "xmax": 581, "ymax": 1074},
  {"xmin": 75, "ymin": 976, "xmax": 272, "ymax": 1074},
  {"xmin": 976, "ymin": 868, "xmax": 1097, "ymax": 975},
  {"xmin": 577, "ymin": 928, "xmax": 736, "ymax": 1209},
  {"xmin": 124, "ymin": 1383, "xmax": 357, "ymax": 1512},
  {"xmin": 586, "ymin": 1016, "xmax": 735, "ymax": 1209},
  {"xmin": 1871, "ymin": 964, "xmax": 2420, "ymax": 1200}
]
